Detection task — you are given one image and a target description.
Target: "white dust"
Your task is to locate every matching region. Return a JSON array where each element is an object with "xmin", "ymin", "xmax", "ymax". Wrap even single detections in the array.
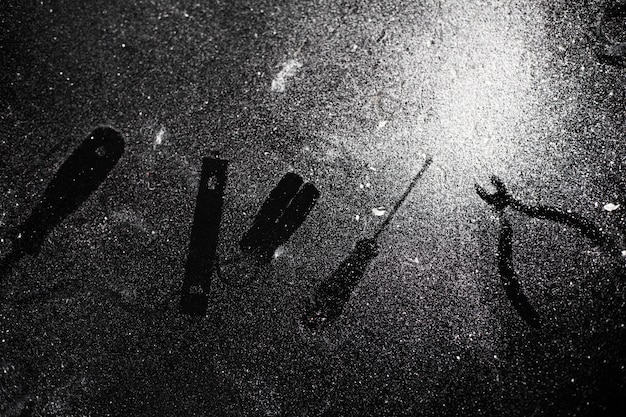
[{"xmin": 271, "ymin": 59, "xmax": 303, "ymax": 93}]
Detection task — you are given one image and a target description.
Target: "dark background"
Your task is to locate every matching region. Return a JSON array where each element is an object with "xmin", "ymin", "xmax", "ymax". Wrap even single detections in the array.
[{"xmin": 1, "ymin": 0, "xmax": 626, "ymax": 415}]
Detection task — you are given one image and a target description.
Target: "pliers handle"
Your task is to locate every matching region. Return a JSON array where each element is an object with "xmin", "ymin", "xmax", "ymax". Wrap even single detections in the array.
[{"xmin": 474, "ymin": 176, "xmax": 511, "ymax": 211}]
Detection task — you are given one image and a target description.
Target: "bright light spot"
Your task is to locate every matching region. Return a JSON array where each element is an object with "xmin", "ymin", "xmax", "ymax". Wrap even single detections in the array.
[
  {"xmin": 419, "ymin": 10, "xmax": 540, "ymax": 188},
  {"xmin": 317, "ymin": 3, "xmax": 556, "ymax": 216}
]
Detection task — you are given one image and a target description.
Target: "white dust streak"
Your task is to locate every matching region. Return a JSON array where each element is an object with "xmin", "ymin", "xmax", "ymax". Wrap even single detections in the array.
[{"xmin": 271, "ymin": 59, "xmax": 303, "ymax": 92}]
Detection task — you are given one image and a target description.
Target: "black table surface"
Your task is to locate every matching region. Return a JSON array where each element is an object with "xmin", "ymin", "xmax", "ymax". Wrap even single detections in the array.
[{"xmin": 1, "ymin": 0, "xmax": 625, "ymax": 415}]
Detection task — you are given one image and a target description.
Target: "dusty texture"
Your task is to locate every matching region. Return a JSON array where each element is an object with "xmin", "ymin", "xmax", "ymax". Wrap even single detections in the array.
[{"xmin": 1, "ymin": 0, "xmax": 625, "ymax": 416}]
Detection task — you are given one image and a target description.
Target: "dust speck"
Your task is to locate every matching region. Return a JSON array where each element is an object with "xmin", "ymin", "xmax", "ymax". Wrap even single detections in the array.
[
  {"xmin": 372, "ymin": 207, "xmax": 387, "ymax": 216},
  {"xmin": 271, "ymin": 59, "xmax": 302, "ymax": 92},
  {"xmin": 153, "ymin": 127, "xmax": 167, "ymax": 150},
  {"xmin": 273, "ymin": 246, "xmax": 285, "ymax": 259}
]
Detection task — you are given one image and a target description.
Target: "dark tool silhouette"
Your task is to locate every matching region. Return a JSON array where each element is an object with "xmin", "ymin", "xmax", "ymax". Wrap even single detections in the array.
[
  {"xmin": 475, "ymin": 176, "xmax": 608, "ymax": 246},
  {"xmin": 301, "ymin": 238, "xmax": 379, "ymax": 330},
  {"xmin": 240, "ymin": 172, "xmax": 303, "ymax": 251},
  {"xmin": 497, "ymin": 214, "xmax": 541, "ymax": 329},
  {"xmin": 216, "ymin": 172, "xmax": 319, "ymax": 289},
  {"xmin": 180, "ymin": 156, "xmax": 228, "ymax": 316},
  {"xmin": 1, "ymin": 127, "xmax": 124, "ymax": 280},
  {"xmin": 180, "ymin": 170, "xmax": 318, "ymax": 300},
  {"xmin": 475, "ymin": 175, "xmax": 610, "ymax": 328},
  {"xmin": 302, "ymin": 156, "xmax": 433, "ymax": 330},
  {"xmin": 239, "ymin": 172, "xmax": 320, "ymax": 263},
  {"xmin": 595, "ymin": 0, "xmax": 626, "ymax": 67},
  {"xmin": 476, "ymin": 176, "xmax": 606, "ymax": 245}
]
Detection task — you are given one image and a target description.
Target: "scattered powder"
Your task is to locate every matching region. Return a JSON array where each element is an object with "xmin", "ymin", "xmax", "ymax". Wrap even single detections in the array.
[
  {"xmin": 372, "ymin": 207, "xmax": 387, "ymax": 216},
  {"xmin": 271, "ymin": 59, "xmax": 302, "ymax": 92},
  {"xmin": 603, "ymin": 203, "xmax": 620, "ymax": 212},
  {"xmin": 311, "ymin": 2, "xmax": 556, "ymax": 208},
  {"xmin": 153, "ymin": 126, "xmax": 166, "ymax": 150}
]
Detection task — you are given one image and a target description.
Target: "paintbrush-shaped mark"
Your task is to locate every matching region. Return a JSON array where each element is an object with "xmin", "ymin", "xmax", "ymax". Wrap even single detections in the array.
[{"xmin": 1, "ymin": 127, "xmax": 124, "ymax": 280}]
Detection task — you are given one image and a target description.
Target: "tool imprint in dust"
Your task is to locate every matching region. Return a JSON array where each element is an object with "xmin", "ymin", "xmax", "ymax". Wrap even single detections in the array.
[
  {"xmin": 1, "ymin": 127, "xmax": 124, "ymax": 281},
  {"xmin": 302, "ymin": 156, "xmax": 432, "ymax": 330}
]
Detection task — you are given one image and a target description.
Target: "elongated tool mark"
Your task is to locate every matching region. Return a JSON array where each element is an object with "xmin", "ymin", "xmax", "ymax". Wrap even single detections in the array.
[
  {"xmin": 1, "ymin": 127, "xmax": 124, "ymax": 283},
  {"xmin": 180, "ymin": 156, "xmax": 228, "ymax": 316},
  {"xmin": 497, "ymin": 214, "xmax": 540, "ymax": 329},
  {"xmin": 302, "ymin": 156, "xmax": 433, "ymax": 330},
  {"xmin": 216, "ymin": 172, "xmax": 320, "ymax": 289},
  {"xmin": 240, "ymin": 172, "xmax": 319, "ymax": 263}
]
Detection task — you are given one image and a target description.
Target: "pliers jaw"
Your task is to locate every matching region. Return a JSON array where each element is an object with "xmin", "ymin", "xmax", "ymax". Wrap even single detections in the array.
[{"xmin": 475, "ymin": 175, "xmax": 511, "ymax": 211}]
